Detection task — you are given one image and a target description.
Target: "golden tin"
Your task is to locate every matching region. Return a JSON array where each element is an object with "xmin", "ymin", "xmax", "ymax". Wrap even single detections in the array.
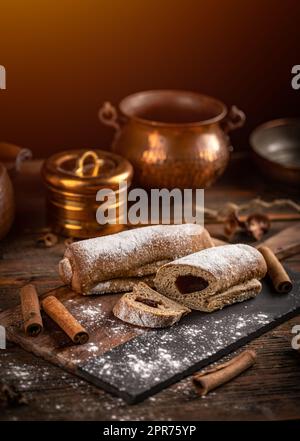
[{"xmin": 42, "ymin": 149, "xmax": 133, "ymax": 238}]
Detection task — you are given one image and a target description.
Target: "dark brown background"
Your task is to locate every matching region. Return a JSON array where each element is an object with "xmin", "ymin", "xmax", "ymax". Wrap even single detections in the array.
[{"xmin": 0, "ymin": 0, "xmax": 300, "ymax": 157}]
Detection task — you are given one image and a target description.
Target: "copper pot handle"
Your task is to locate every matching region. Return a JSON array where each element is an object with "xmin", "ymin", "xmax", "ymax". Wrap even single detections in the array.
[
  {"xmin": 98, "ymin": 102, "xmax": 123, "ymax": 151},
  {"xmin": 0, "ymin": 142, "xmax": 32, "ymax": 174},
  {"xmin": 223, "ymin": 105, "xmax": 246, "ymax": 133},
  {"xmin": 98, "ymin": 102, "xmax": 121, "ymax": 133}
]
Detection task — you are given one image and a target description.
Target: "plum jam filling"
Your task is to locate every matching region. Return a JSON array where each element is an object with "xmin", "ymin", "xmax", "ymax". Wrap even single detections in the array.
[
  {"xmin": 135, "ymin": 297, "xmax": 162, "ymax": 308},
  {"xmin": 176, "ymin": 275, "xmax": 209, "ymax": 294}
]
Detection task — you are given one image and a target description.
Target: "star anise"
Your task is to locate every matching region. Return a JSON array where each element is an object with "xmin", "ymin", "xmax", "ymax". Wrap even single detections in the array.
[{"xmin": 245, "ymin": 213, "xmax": 270, "ymax": 241}]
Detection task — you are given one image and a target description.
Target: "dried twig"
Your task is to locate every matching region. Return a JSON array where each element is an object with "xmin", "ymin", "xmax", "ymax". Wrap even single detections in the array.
[
  {"xmin": 204, "ymin": 198, "xmax": 300, "ymax": 221},
  {"xmin": 36, "ymin": 232, "xmax": 58, "ymax": 248}
]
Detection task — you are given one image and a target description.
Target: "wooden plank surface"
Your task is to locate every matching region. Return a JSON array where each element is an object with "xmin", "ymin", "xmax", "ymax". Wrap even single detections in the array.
[
  {"xmin": 1, "ymin": 157, "xmax": 300, "ymax": 420},
  {"xmin": 0, "ymin": 286, "xmax": 144, "ymax": 372},
  {"xmin": 1, "ymin": 235, "xmax": 300, "ymax": 404}
]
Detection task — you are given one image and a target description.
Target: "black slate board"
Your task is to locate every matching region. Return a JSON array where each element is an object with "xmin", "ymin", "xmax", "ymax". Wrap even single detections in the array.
[{"xmin": 79, "ymin": 268, "xmax": 300, "ymax": 404}]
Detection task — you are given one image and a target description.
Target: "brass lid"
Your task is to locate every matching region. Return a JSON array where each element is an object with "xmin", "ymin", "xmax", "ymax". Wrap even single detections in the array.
[{"xmin": 42, "ymin": 149, "xmax": 133, "ymax": 193}]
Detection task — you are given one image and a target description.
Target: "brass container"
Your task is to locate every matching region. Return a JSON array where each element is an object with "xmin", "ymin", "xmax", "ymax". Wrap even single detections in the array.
[
  {"xmin": 42, "ymin": 149, "xmax": 133, "ymax": 238},
  {"xmin": 99, "ymin": 90, "xmax": 245, "ymax": 189}
]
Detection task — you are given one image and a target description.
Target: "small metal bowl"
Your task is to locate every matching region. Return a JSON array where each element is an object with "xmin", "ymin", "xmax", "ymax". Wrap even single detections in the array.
[{"xmin": 250, "ymin": 118, "xmax": 300, "ymax": 187}]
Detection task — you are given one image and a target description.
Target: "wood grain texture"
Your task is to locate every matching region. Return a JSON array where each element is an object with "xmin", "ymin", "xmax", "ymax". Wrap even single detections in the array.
[
  {"xmin": 0, "ymin": 157, "xmax": 300, "ymax": 420},
  {"xmin": 1, "ymin": 268, "xmax": 299, "ymax": 405},
  {"xmin": 259, "ymin": 223, "xmax": 300, "ymax": 259},
  {"xmin": 0, "ymin": 286, "xmax": 145, "ymax": 372}
]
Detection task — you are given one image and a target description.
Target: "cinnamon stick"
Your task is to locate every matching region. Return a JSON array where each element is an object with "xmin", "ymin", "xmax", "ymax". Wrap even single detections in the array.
[
  {"xmin": 20, "ymin": 284, "xmax": 43, "ymax": 337},
  {"xmin": 258, "ymin": 246, "xmax": 293, "ymax": 293},
  {"xmin": 193, "ymin": 350, "xmax": 256, "ymax": 396},
  {"xmin": 41, "ymin": 296, "xmax": 89, "ymax": 344}
]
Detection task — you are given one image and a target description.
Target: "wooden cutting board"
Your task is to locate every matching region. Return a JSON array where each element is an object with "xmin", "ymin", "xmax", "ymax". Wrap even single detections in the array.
[
  {"xmin": 259, "ymin": 223, "xmax": 300, "ymax": 259},
  {"xmin": 1, "ymin": 268, "xmax": 300, "ymax": 403},
  {"xmin": 0, "ymin": 225, "xmax": 300, "ymax": 403},
  {"xmin": 214, "ymin": 223, "xmax": 300, "ymax": 259}
]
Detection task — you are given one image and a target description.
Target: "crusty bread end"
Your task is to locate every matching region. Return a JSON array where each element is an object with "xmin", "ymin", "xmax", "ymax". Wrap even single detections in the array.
[{"xmin": 113, "ymin": 282, "xmax": 191, "ymax": 328}]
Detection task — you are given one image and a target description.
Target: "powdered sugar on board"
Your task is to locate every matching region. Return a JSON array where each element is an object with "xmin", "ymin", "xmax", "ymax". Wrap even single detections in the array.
[
  {"xmin": 79, "ymin": 270, "xmax": 300, "ymax": 403},
  {"xmin": 56, "ymin": 297, "xmax": 145, "ymax": 365},
  {"xmin": 81, "ymin": 310, "xmax": 271, "ymax": 392},
  {"xmin": 64, "ymin": 299, "xmax": 105, "ymax": 331}
]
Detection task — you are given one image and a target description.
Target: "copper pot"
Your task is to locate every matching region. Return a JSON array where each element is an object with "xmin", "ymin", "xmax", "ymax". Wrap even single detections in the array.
[{"xmin": 99, "ymin": 90, "xmax": 245, "ymax": 189}]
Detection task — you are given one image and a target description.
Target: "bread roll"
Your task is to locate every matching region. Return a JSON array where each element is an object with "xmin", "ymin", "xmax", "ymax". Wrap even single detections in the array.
[
  {"xmin": 154, "ymin": 244, "xmax": 267, "ymax": 311},
  {"xmin": 193, "ymin": 279, "xmax": 262, "ymax": 312},
  {"xmin": 89, "ymin": 275, "xmax": 155, "ymax": 295},
  {"xmin": 59, "ymin": 224, "xmax": 214, "ymax": 294},
  {"xmin": 113, "ymin": 282, "xmax": 191, "ymax": 328}
]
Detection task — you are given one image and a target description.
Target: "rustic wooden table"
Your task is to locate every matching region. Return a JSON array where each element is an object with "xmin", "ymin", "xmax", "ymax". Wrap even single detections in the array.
[{"xmin": 1, "ymin": 157, "xmax": 300, "ymax": 421}]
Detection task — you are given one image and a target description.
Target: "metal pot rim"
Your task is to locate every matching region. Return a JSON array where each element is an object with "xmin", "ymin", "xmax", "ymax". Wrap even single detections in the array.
[
  {"xmin": 119, "ymin": 89, "xmax": 228, "ymax": 127},
  {"xmin": 250, "ymin": 117, "xmax": 300, "ymax": 138},
  {"xmin": 250, "ymin": 117, "xmax": 300, "ymax": 172}
]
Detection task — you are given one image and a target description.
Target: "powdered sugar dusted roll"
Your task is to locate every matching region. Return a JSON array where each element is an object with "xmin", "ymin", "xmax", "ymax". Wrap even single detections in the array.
[
  {"xmin": 59, "ymin": 224, "xmax": 214, "ymax": 294},
  {"xmin": 154, "ymin": 244, "xmax": 267, "ymax": 311}
]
